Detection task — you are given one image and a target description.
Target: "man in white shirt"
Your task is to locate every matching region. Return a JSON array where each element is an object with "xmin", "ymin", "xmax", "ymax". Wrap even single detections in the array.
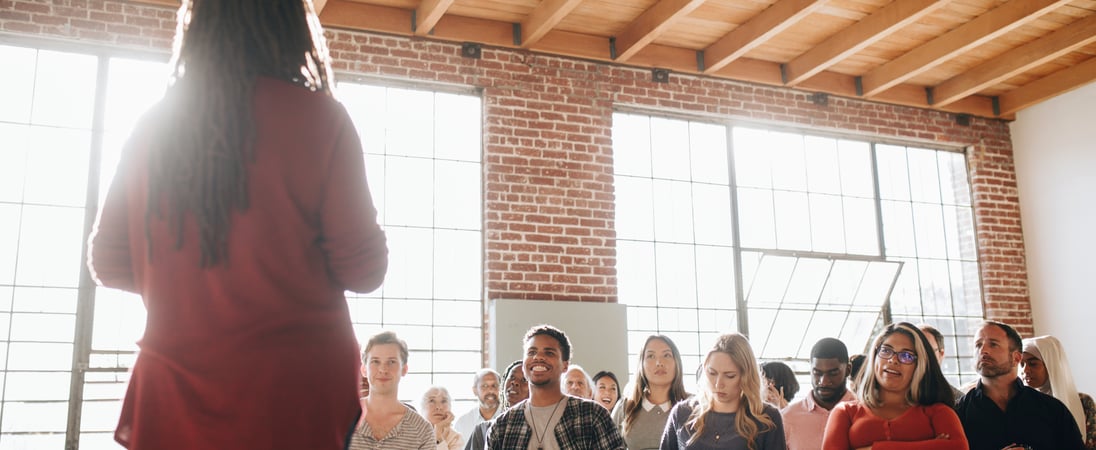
[
  {"xmin": 781, "ymin": 337, "xmax": 856, "ymax": 450},
  {"xmin": 453, "ymin": 368, "xmax": 502, "ymax": 439}
]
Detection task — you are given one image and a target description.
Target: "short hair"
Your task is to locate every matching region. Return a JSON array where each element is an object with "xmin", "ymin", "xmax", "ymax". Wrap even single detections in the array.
[
  {"xmin": 849, "ymin": 354, "xmax": 866, "ymax": 382},
  {"xmin": 363, "ymin": 331, "xmax": 409, "ymax": 365},
  {"xmin": 592, "ymin": 371, "xmax": 621, "ymax": 399},
  {"xmin": 523, "ymin": 324, "xmax": 572, "ymax": 361},
  {"xmin": 918, "ymin": 324, "xmax": 945, "ymax": 350},
  {"xmin": 562, "ymin": 364, "xmax": 594, "ymax": 396},
  {"xmin": 810, "ymin": 337, "xmax": 849, "ymax": 363},
  {"xmin": 760, "ymin": 361, "xmax": 799, "ymax": 402},
  {"xmin": 473, "ymin": 368, "xmax": 501, "ymax": 388},
  {"xmin": 982, "ymin": 320, "xmax": 1023, "ymax": 352},
  {"xmin": 419, "ymin": 385, "xmax": 452, "ymax": 413}
]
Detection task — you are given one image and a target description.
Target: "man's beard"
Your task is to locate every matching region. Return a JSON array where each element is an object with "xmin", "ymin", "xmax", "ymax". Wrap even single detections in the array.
[
  {"xmin": 814, "ymin": 386, "xmax": 846, "ymax": 403},
  {"xmin": 480, "ymin": 394, "xmax": 499, "ymax": 409},
  {"xmin": 976, "ymin": 358, "xmax": 1012, "ymax": 378}
]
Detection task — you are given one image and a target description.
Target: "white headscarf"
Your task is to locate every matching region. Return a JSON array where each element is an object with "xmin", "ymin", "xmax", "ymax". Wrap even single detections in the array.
[{"xmin": 1022, "ymin": 335, "xmax": 1085, "ymax": 441}]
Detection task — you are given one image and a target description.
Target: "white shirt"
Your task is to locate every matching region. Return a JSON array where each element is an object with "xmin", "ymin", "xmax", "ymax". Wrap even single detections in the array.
[{"xmin": 454, "ymin": 405, "xmax": 501, "ymax": 440}]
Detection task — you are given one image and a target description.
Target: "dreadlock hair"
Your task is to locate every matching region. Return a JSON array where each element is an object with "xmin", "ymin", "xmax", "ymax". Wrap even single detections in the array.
[{"xmin": 148, "ymin": 0, "xmax": 334, "ymax": 266}]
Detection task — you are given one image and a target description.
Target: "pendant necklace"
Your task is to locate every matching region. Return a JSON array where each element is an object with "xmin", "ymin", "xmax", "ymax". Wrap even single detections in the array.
[{"xmin": 528, "ymin": 398, "xmax": 563, "ymax": 450}]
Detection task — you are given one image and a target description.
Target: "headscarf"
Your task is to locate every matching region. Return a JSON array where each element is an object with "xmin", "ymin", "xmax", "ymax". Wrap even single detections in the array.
[{"xmin": 1022, "ymin": 335, "xmax": 1085, "ymax": 441}]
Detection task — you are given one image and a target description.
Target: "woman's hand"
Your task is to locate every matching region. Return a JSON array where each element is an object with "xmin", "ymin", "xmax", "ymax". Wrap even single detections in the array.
[
  {"xmin": 434, "ymin": 411, "xmax": 455, "ymax": 441},
  {"xmin": 765, "ymin": 383, "xmax": 788, "ymax": 409}
]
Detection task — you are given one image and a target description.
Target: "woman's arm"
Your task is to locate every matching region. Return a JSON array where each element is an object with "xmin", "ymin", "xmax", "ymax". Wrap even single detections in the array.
[
  {"xmin": 88, "ymin": 141, "xmax": 136, "ymax": 293},
  {"xmin": 658, "ymin": 406, "xmax": 681, "ymax": 450},
  {"xmin": 822, "ymin": 402, "xmax": 855, "ymax": 450},
  {"xmin": 871, "ymin": 404, "xmax": 968, "ymax": 450}
]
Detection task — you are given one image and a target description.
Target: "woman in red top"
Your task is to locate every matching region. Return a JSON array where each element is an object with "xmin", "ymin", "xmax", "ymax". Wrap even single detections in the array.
[
  {"xmin": 822, "ymin": 322, "xmax": 968, "ymax": 450},
  {"xmin": 87, "ymin": 1, "xmax": 387, "ymax": 448}
]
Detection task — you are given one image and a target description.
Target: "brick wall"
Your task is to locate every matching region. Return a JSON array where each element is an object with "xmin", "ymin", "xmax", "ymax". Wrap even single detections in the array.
[{"xmin": 0, "ymin": 0, "xmax": 1032, "ymax": 336}]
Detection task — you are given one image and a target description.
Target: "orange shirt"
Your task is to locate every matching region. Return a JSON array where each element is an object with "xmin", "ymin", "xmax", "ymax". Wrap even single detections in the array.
[{"xmin": 822, "ymin": 401, "xmax": 968, "ymax": 450}]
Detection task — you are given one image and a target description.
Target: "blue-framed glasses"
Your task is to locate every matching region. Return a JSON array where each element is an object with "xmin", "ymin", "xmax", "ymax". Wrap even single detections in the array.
[{"xmin": 877, "ymin": 346, "xmax": 917, "ymax": 365}]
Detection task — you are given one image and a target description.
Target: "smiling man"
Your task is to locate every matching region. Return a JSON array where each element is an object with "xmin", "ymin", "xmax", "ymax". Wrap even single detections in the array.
[
  {"xmin": 485, "ymin": 324, "xmax": 623, "ymax": 450},
  {"xmin": 349, "ymin": 331, "xmax": 434, "ymax": 450},
  {"xmin": 780, "ymin": 337, "xmax": 855, "ymax": 450},
  {"xmin": 454, "ymin": 368, "xmax": 503, "ymax": 439}
]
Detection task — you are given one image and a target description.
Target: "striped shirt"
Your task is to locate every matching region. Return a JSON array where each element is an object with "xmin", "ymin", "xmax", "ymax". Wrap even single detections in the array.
[{"xmin": 349, "ymin": 405, "xmax": 435, "ymax": 450}]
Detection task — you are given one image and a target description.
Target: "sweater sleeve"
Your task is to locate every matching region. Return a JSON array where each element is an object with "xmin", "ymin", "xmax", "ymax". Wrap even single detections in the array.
[
  {"xmin": 1081, "ymin": 393, "xmax": 1096, "ymax": 450},
  {"xmin": 871, "ymin": 404, "xmax": 968, "ymax": 450},
  {"xmin": 88, "ymin": 141, "xmax": 137, "ymax": 293},
  {"xmin": 762, "ymin": 405, "xmax": 787, "ymax": 450},
  {"xmin": 318, "ymin": 106, "xmax": 388, "ymax": 293},
  {"xmin": 659, "ymin": 405, "xmax": 681, "ymax": 450},
  {"xmin": 822, "ymin": 402, "xmax": 855, "ymax": 450}
]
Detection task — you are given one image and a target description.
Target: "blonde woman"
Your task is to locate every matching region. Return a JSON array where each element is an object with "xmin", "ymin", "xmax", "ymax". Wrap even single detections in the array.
[
  {"xmin": 1021, "ymin": 335, "xmax": 1096, "ymax": 449},
  {"xmin": 421, "ymin": 386, "xmax": 464, "ymax": 450},
  {"xmin": 659, "ymin": 333, "xmax": 785, "ymax": 450},
  {"xmin": 822, "ymin": 322, "xmax": 967, "ymax": 450},
  {"xmin": 613, "ymin": 335, "xmax": 691, "ymax": 450}
]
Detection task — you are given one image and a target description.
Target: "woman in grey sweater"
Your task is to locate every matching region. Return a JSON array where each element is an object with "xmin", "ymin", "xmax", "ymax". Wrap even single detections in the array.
[{"xmin": 612, "ymin": 335, "xmax": 691, "ymax": 449}]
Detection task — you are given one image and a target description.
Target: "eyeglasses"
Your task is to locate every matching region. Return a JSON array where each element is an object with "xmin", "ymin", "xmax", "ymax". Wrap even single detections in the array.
[{"xmin": 877, "ymin": 346, "xmax": 917, "ymax": 365}]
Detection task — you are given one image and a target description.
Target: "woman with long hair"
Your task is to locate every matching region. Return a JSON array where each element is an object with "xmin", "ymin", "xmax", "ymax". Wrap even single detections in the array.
[
  {"xmin": 613, "ymin": 335, "xmax": 691, "ymax": 450},
  {"xmin": 421, "ymin": 386, "xmax": 465, "ymax": 450},
  {"xmin": 659, "ymin": 333, "xmax": 784, "ymax": 450},
  {"xmin": 822, "ymin": 322, "xmax": 967, "ymax": 450},
  {"xmin": 87, "ymin": 1, "xmax": 387, "ymax": 448},
  {"xmin": 593, "ymin": 370, "xmax": 622, "ymax": 411},
  {"xmin": 1021, "ymin": 335, "xmax": 1096, "ymax": 449}
]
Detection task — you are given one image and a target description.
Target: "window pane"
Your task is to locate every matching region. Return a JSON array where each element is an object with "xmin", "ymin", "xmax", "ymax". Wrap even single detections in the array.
[
  {"xmin": 773, "ymin": 191, "xmax": 810, "ymax": 251},
  {"xmin": 433, "ymin": 229, "xmax": 481, "ymax": 301},
  {"xmin": 784, "ymin": 258, "xmax": 830, "ymax": 306},
  {"xmin": 0, "ymin": 45, "xmax": 37, "ymax": 123},
  {"xmin": 6, "ymin": 342, "xmax": 73, "ymax": 371},
  {"xmin": 762, "ymin": 309, "xmax": 811, "ymax": 358},
  {"xmin": 881, "ymin": 201, "xmax": 916, "ymax": 257},
  {"xmin": 746, "ymin": 255, "xmax": 795, "ymax": 306},
  {"xmin": 91, "ymin": 288, "xmax": 145, "ymax": 351},
  {"xmin": 655, "ymin": 243, "xmax": 697, "ymax": 307},
  {"xmin": 381, "ymin": 227, "xmax": 434, "ymax": 299},
  {"xmin": 938, "ymin": 152, "xmax": 971, "ymax": 206},
  {"xmin": 907, "ymin": 148, "xmax": 942, "ymax": 203},
  {"xmin": 818, "ymin": 260, "xmax": 866, "ymax": 307},
  {"xmin": 385, "ymin": 88, "xmax": 435, "ymax": 157},
  {"xmin": 30, "ymin": 50, "xmax": 97, "ymax": 128},
  {"xmin": 613, "ymin": 113, "xmax": 652, "ymax": 177},
  {"xmin": 769, "ymin": 131, "xmax": 807, "ymax": 191},
  {"xmin": 913, "ymin": 203, "xmax": 946, "ymax": 258},
  {"xmin": 15, "ymin": 205, "xmax": 84, "ymax": 288},
  {"xmin": 650, "ymin": 117, "xmax": 691, "ymax": 180},
  {"xmin": 695, "ymin": 246, "xmax": 735, "ymax": 309},
  {"xmin": 736, "ymin": 188, "xmax": 776, "ymax": 248},
  {"xmin": 8, "ymin": 313, "xmax": 75, "ymax": 343},
  {"xmin": 617, "ymin": 240, "xmax": 656, "ymax": 307},
  {"xmin": 809, "ymin": 193, "xmax": 845, "ymax": 253},
  {"xmin": 434, "ymin": 160, "xmax": 480, "ymax": 230},
  {"xmin": 804, "ymin": 136, "xmax": 841, "ymax": 194},
  {"xmin": 434, "ymin": 92, "xmax": 481, "ymax": 162},
  {"xmin": 798, "ymin": 310, "xmax": 849, "ymax": 358},
  {"xmin": 692, "ymin": 184, "xmax": 732, "ymax": 246},
  {"xmin": 652, "ymin": 179, "xmax": 694, "ymax": 243},
  {"xmin": 0, "ymin": 205, "xmax": 19, "ymax": 285},
  {"xmin": 385, "ymin": 156, "xmax": 434, "ymax": 227},
  {"xmin": 732, "ymin": 127, "xmax": 772, "ymax": 188},
  {"xmin": 24, "ymin": 126, "xmax": 91, "ymax": 207},
  {"xmin": 104, "ymin": 57, "xmax": 168, "ymax": 132},
  {"xmin": 0, "ymin": 124, "xmax": 30, "ymax": 203},
  {"xmin": 615, "ymin": 176, "xmax": 654, "ymax": 241},
  {"xmin": 838, "ymin": 140, "xmax": 874, "ymax": 198},
  {"xmin": 876, "ymin": 144, "xmax": 910, "ymax": 201},
  {"xmin": 689, "ymin": 122, "xmax": 728, "ymax": 184}
]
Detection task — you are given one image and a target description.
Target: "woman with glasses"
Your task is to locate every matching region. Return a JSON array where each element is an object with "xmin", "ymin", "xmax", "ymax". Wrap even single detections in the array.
[
  {"xmin": 659, "ymin": 333, "xmax": 784, "ymax": 450},
  {"xmin": 615, "ymin": 335, "xmax": 691, "ymax": 450},
  {"xmin": 822, "ymin": 322, "xmax": 968, "ymax": 450}
]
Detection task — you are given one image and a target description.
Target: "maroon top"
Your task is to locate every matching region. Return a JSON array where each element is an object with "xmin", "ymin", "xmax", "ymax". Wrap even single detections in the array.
[{"xmin": 89, "ymin": 77, "xmax": 387, "ymax": 449}]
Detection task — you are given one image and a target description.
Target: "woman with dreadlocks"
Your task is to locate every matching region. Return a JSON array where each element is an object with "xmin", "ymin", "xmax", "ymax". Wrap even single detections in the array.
[{"xmin": 87, "ymin": 1, "xmax": 387, "ymax": 448}]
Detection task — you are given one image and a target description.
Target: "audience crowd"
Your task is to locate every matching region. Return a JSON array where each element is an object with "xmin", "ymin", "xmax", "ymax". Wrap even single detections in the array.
[{"xmin": 352, "ymin": 320, "xmax": 1090, "ymax": 450}]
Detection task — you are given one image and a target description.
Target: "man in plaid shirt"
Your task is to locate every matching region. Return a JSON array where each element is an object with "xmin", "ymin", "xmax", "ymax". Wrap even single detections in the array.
[{"xmin": 485, "ymin": 324, "xmax": 624, "ymax": 450}]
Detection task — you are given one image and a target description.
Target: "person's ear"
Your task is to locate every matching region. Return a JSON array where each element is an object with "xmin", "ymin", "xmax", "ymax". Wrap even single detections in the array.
[{"xmin": 401, "ymin": 362, "xmax": 409, "ymax": 377}]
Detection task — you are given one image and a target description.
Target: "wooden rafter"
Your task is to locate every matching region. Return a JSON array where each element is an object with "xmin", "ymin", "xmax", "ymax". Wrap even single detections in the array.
[
  {"xmin": 782, "ymin": 0, "xmax": 945, "ymax": 86},
  {"xmin": 932, "ymin": 13, "xmax": 1096, "ymax": 107},
  {"xmin": 998, "ymin": 56, "xmax": 1096, "ymax": 116},
  {"xmin": 860, "ymin": 0, "xmax": 1068, "ymax": 98},
  {"xmin": 414, "ymin": 0, "xmax": 456, "ymax": 35},
  {"xmin": 614, "ymin": 0, "xmax": 707, "ymax": 62},
  {"xmin": 314, "ymin": 0, "xmax": 328, "ymax": 14},
  {"xmin": 702, "ymin": 0, "xmax": 825, "ymax": 74},
  {"xmin": 521, "ymin": 0, "xmax": 585, "ymax": 47}
]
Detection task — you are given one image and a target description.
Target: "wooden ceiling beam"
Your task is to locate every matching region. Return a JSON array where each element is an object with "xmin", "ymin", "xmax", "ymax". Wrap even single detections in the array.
[
  {"xmin": 521, "ymin": 0, "xmax": 586, "ymax": 47},
  {"xmin": 414, "ymin": 0, "xmax": 457, "ymax": 35},
  {"xmin": 614, "ymin": 0, "xmax": 708, "ymax": 62},
  {"xmin": 702, "ymin": 0, "xmax": 825, "ymax": 74},
  {"xmin": 314, "ymin": 0, "xmax": 328, "ymax": 14},
  {"xmin": 932, "ymin": 13, "xmax": 1096, "ymax": 108},
  {"xmin": 320, "ymin": 1, "xmax": 411, "ymax": 35},
  {"xmin": 861, "ymin": 0, "xmax": 1068, "ymax": 98},
  {"xmin": 998, "ymin": 56, "xmax": 1096, "ymax": 115},
  {"xmin": 783, "ymin": 0, "xmax": 945, "ymax": 86}
]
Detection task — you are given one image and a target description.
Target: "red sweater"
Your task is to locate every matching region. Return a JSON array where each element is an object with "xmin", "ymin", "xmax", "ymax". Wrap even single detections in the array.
[
  {"xmin": 88, "ymin": 77, "xmax": 387, "ymax": 449},
  {"xmin": 823, "ymin": 401, "xmax": 969, "ymax": 450}
]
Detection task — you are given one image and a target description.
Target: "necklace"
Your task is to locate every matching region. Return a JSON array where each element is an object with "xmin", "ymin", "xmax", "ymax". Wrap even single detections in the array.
[{"xmin": 527, "ymin": 399, "xmax": 563, "ymax": 450}]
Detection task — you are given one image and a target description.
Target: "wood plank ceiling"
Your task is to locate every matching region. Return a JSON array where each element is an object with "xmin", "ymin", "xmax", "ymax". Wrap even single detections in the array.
[{"xmin": 165, "ymin": 0, "xmax": 1096, "ymax": 119}]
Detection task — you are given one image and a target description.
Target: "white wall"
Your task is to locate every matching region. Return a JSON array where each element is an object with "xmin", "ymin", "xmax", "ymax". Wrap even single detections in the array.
[{"xmin": 1011, "ymin": 81, "xmax": 1096, "ymax": 394}]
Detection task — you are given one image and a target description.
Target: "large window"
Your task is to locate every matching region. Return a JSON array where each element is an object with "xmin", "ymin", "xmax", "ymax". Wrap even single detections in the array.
[
  {"xmin": 613, "ymin": 112, "xmax": 982, "ymax": 392},
  {"xmin": 336, "ymin": 82, "xmax": 484, "ymax": 411},
  {"xmin": 0, "ymin": 41, "xmax": 485, "ymax": 448}
]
